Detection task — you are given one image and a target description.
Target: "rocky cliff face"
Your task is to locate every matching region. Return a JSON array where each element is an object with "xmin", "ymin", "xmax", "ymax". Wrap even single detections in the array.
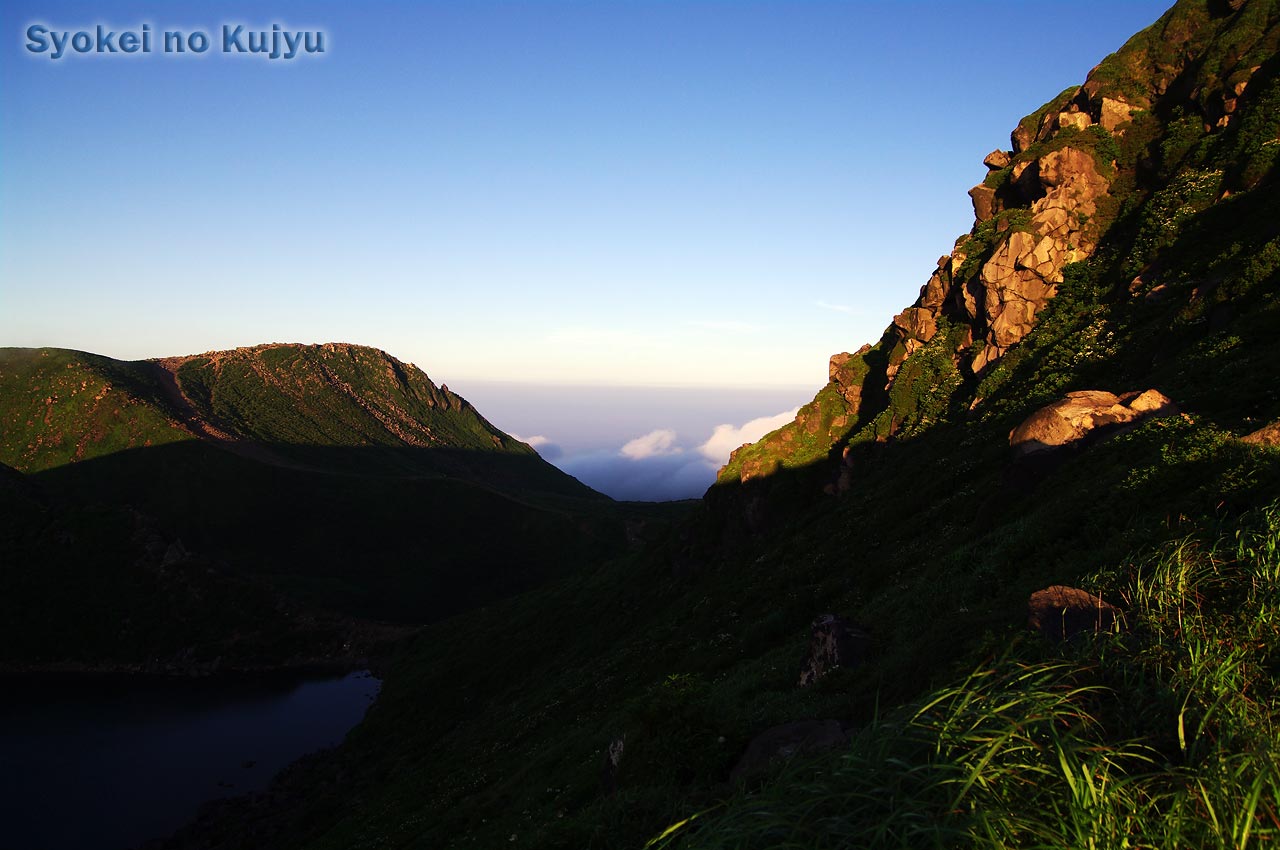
[
  {"xmin": 959, "ymin": 144, "xmax": 1108, "ymax": 373},
  {"xmin": 715, "ymin": 0, "xmax": 1280, "ymax": 508}
]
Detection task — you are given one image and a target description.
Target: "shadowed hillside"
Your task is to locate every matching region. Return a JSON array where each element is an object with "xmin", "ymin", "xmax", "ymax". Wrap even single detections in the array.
[{"xmin": 0, "ymin": 344, "xmax": 652, "ymax": 666}]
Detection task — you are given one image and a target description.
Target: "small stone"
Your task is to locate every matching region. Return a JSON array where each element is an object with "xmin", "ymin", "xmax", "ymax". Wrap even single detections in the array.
[{"xmin": 983, "ymin": 149, "xmax": 1012, "ymax": 170}]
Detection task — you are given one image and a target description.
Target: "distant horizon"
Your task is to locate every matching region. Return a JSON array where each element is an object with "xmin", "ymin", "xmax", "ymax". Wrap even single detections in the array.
[{"xmin": 451, "ymin": 379, "xmax": 814, "ymax": 500}]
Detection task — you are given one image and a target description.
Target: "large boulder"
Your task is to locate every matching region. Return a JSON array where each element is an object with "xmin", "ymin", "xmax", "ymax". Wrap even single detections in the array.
[
  {"xmin": 918, "ymin": 263, "xmax": 950, "ymax": 311},
  {"xmin": 1242, "ymin": 420, "xmax": 1280, "ymax": 447},
  {"xmin": 1058, "ymin": 110, "xmax": 1092, "ymax": 131},
  {"xmin": 1035, "ymin": 148, "xmax": 1110, "ymax": 224},
  {"xmin": 969, "ymin": 184, "xmax": 998, "ymax": 222},
  {"xmin": 892, "ymin": 307, "xmax": 938, "ymax": 344},
  {"xmin": 729, "ymin": 720, "xmax": 847, "ymax": 781},
  {"xmin": 978, "ymin": 231, "xmax": 1058, "ymax": 351},
  {"xmin": 829, "ymin": 345, "xmax": 872, "ymax": 409},
  {"xmin": 1009, "ymin": 389, "xmax": 1177, "ymax": 457},
  {"xmin": 1028, "ymin": 585, "xmax": 1120, "ymax": 641},
  {"xmin": 983, "ymin": 149, "xmax": 1012, "ymax": 170},
  {"xmin": 1098, "ymin": 97, "xmax": 1135, "ymax": 132}
]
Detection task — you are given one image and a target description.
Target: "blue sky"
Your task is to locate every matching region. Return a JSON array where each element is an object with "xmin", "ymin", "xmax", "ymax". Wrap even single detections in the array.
[{"xmin": 3, "ymin": 0, "xmax": 1171, "ymax": 389}]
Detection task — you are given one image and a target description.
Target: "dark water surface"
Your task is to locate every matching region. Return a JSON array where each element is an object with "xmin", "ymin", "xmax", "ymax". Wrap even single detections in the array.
[{"xmin": 0, "ymin": 669, "xmax": 380, "ymax": 850}]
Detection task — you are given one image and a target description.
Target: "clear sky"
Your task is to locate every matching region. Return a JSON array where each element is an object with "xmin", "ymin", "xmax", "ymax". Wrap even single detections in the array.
[{"xmin": 3, "ymin": 0, "xmax": 1172, "ymax": 390}]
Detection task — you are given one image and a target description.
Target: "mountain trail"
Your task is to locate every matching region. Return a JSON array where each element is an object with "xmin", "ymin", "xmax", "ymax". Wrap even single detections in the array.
[{"xmin": 149, "ymin": 358, "xmax": 314, "ymax": 472}]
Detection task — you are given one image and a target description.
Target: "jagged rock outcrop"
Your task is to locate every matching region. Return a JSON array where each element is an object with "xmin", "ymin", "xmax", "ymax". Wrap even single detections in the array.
[
  {"xmin": 1009, "ymin": 389, "xmax": 1178, "ymax": 456},
  {"xmin": 829, "ymin": 345, "xmax": 873, "ymax": 408},
  {"xmin": 950, "ymin": 142, "xmax": 1111, "ymax": 373},
  {"xmin": 712, "ymin": 0, "xmax": 1276, "ymax": 501}
]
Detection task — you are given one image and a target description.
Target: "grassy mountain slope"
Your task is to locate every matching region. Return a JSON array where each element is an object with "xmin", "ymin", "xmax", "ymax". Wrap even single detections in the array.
[
  {"xmin": 159, "ymin": 2, "xmax": 1280, "ymax": 847},
  {"xmin": 0, "ymin": 344, "xmax": 630, "ymax": 659},
  {"xmin": 0, "ymin": 347, "xmax": 189, "ymax": 472},
  {"xmin": 0, "ymin": 343, "xmax": 593, "ymax": 496}
]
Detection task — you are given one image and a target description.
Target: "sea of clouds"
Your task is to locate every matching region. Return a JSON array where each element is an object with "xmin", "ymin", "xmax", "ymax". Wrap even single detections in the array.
[{"xmin": 515, "ymin": 408, "xmax": 797, "ymax": 501}]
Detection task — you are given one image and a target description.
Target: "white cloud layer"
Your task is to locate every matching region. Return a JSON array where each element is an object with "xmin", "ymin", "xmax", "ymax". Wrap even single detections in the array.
[
  {"xmin": 621, "ymin": 428, "xmax": 681, "ymax": 459},
  {"xmin": 550, "ymin": 408, "xmax": 803, "ymax": 501},
  {"xmin": 697, "ymin": 408, "xmax": 799, "ymax": 464},
  {"xmin": 511, "ymin": 433, "xmax": 562, "ymax": 460}
]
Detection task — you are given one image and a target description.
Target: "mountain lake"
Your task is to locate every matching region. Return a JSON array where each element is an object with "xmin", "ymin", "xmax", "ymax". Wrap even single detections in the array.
[{"xmin": 0, "ymin": 669, "xmax": 380, "ymax": 850}]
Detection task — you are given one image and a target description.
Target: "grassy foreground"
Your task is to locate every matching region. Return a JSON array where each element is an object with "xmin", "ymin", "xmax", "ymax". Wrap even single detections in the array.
[{"xmin": 653, "ymin": 504, "xmax": 1280, "ymax": 850}]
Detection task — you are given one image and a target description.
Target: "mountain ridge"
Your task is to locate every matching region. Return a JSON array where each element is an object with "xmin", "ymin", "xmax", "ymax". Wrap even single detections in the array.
[{"xmin": 0, "ymin": 342, "xmax": 594, "ymax": 497}]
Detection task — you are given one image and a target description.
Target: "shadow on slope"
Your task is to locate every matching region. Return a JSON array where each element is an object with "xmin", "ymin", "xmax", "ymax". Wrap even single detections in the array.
[
  {"xmin": 30, "ymin": 441, "xmax": 642, "ymax": 624},
  {"xmin": 0, "ymin": 462, "xmax": 417, "ymax": 671}
]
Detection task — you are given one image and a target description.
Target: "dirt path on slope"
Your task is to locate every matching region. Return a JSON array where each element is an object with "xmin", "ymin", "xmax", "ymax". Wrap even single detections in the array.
[{"xmin": 149, "ymin": 359, "xmax": 314, "ymax": 471}]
